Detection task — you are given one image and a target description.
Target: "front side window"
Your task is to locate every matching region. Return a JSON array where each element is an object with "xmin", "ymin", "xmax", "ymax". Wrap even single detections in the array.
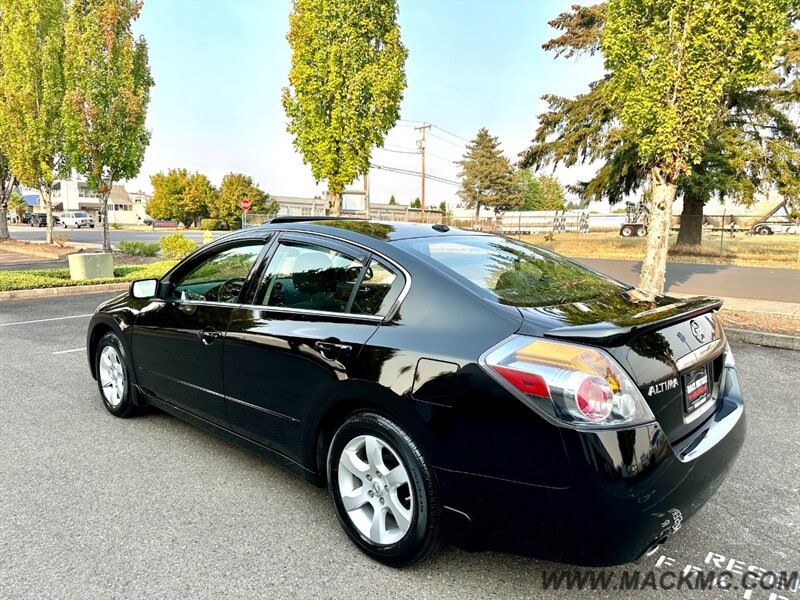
[
  {"xmin": 397, "ymin": 235, "xmax": 627, "ymax": 307},
  {"xmin": 171, "ymin": 243, "xmax": 264, "ymax": 304},
  {"xmin": 258, "ymin": 242, "xmax": 363, "ymax": 313}
]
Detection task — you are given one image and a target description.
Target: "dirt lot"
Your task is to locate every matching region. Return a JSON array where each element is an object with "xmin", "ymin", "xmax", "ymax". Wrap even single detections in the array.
[{"xmin": 521, "ymin": 232, "xmax": 800, "ymax": 269}]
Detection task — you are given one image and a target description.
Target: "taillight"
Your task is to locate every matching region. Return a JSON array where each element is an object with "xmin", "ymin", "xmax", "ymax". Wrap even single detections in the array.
[{"xmin": 481, "ymin": 335, "xmax": 655, "ymax": 428}]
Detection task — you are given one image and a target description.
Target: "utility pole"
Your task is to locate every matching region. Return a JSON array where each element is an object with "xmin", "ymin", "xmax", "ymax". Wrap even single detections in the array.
[{"xmin": 415, "ymin": 123, "xmax": 430, "ymax": 222}]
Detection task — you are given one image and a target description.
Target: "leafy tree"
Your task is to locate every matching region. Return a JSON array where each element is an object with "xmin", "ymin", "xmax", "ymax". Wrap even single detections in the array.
[
  {"xmin": 0, "ymin": 0, "xmax": 66, "ymax": 244},
  {"xmin": 457, "ymin": 128, "xmax": 521, "ymax": 220},
  {"xmin": 388, "ymin": 194, "xmax": 397, "ymax": 205},
  {"xmin": 410, "ymin": 197, "xmax": 421, "ymax": 208},
  {"xmin": 263, "ymin": 197, "xmax": 281, "ymax": 215},
  {"xmin": 7, "ymin": 190, "xmax": 26, "ymax": 221},
  {"xmin": 62, "ymin": 0, "xmax": 153, "ymax": 252},
  {"xmin": 0, "ymin": 151, "xmax": 17, "ymax": 239},
  {"xmin": 522, "ymin": 3, "xmax": 800, "ymax": 249},
  {"xmin": 282, "ymin": 0, "xmax": 408, "ymax": 215},
  {"xmin": 517, "ymin": 170, "xmax": 566, "ymax": 211},
  {"xmin": 438, "ymin": 200, "xmax": 448, "ymax": 216},
  {"xmin": 210, "ymin": 172, "xmax": 268, "ymax": 229},
  {"xmin": 148, "ymin": 169, "xmax": 212, "ymax": 227},
  {"xmin": 602, "ymin": 0, "xmax": 791, "ymax": 295}
]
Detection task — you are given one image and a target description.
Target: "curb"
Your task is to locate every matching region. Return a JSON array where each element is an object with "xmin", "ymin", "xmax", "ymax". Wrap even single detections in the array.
[
  {"xmin": 0, "ymin": 282, "xmax": 128, "ymax": 301},
  {"xmin": 726, "ymin": 328, "xmax": 800, "ymax": 351}
]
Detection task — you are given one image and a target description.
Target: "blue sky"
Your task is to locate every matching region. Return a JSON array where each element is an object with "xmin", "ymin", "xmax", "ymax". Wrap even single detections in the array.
[{"xmin": 128, "ymin": 0, "xmax": 604, "ymax": 206}]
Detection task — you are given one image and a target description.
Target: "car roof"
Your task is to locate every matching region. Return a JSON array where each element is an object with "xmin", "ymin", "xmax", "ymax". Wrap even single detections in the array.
[{"xmin": 227, "ymin": 219, "xmax": 489, "ymax": 245}]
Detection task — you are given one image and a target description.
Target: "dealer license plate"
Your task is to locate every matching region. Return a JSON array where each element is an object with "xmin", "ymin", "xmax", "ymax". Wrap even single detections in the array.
[{"xmin": 684, "ymin": 364, "xmax": 711, "ymax": 413}]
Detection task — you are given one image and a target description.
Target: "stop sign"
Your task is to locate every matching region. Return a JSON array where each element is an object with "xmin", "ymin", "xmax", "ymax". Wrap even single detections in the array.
[{"xmin": 240, "ymin": 198, "xmax": 251, "ymax": 211}]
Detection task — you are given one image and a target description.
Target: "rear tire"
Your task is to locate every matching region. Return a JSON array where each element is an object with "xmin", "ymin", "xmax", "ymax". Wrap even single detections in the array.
[
  {"xmin": 620, "ymin": 224, "xmax": 634, "ymax": 237},
  {"xmin": 327, "ymin": 412, "xmax": 441, "ymax": 567},
  {"xmin": 637, "ymin": 225, "xmax": 648, "ymax": 237},
  {"xmin": 95, "ymin": 332, "xmax": 139, "ymax": 418}
]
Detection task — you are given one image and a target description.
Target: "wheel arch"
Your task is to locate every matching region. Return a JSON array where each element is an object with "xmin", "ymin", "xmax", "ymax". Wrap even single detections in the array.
[
  {"xmin": 87, "ymin": 315, "xmax": 133, "ymax": 382},
  {"xmin": 307, "ymin": 380, "xmax": 438, "ymax": 488}
]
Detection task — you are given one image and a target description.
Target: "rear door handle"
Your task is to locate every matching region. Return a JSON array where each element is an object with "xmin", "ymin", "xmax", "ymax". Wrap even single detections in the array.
[
  {"xmin": 314, "ymin": 339, "xmax": 352, "ymax": 359},
  {"xmin": 198, "ymin": 328, "xmax": 223, "ymax": 345}
]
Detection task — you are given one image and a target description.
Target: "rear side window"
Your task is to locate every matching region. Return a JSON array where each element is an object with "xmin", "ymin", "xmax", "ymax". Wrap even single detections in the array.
[
  {"xmin": 350, "ymin": 258, "xmax": 403, "ymax": 316},
  {"xmin": 397, "ymin": 235, "xmax": 626, "ymax": 307},
  {"xmin": 258, "ymin": 242, "xmax": 364, "ymax": 314}
]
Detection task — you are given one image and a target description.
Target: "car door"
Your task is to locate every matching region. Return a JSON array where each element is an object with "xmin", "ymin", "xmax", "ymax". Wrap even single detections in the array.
[
  {"xmin": 223, "ymin": 233, "xmax": 406, "ymax": 462},
  {"xmin": 131, "ymin": 238, "xmax": 269, "ymax": 425}
]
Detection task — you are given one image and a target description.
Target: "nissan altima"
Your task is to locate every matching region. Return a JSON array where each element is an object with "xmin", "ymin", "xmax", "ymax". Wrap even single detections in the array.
[{"xmin": 86, "ymin": 218, "xmax": 745, "ymax": 567}]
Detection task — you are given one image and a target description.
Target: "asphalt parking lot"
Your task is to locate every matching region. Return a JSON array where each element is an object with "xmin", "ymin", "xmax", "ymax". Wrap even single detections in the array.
[{"xmin": 1, "ymin": 292, "xmax": 798, "ymax": 599}]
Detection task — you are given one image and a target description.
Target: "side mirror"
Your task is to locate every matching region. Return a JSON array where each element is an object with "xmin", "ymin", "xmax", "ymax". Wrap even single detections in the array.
[{"xmin": 130, "ymin": 278, "xmax": 159, "ymax": 299}]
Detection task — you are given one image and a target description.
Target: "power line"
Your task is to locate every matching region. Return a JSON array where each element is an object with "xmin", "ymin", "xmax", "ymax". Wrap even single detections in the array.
[
  {"xmin": 371, "ymin": 163, "xmax": 460, "ymax": 186},
  {"xmin": 432, "ymin": 124, "xmax": 469, "ymax": 142},
  {"xmin": 375, "ymin": 146, "xmax": 419, "ymax": 155},
  {"xmin": 428, "ymin": 132, "xmax": 465, "ymax": 148}
]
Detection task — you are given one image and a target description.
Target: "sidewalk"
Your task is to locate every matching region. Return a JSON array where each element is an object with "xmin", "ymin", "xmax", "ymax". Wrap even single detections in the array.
[{"xmin": 671, "ymin": 293, "xmax": 800, "ymax": 317}]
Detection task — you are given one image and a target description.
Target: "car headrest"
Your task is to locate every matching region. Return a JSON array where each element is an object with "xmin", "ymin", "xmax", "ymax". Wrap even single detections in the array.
[{"xmin": 293, "ymin": 252, "xmax": 333, "ymax": 294}]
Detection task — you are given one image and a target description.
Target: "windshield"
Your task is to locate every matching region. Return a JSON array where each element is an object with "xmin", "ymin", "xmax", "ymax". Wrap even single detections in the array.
[{"xmin": 398, "ymin": 235, "xmax": 628, "ymax": 307}]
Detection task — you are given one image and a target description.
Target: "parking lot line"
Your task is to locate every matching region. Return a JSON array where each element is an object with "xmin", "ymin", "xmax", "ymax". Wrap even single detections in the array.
[
  {"xmin": 52, "ymin": 347, "xmax": 86, "ymax": 355},
  {"xmin": 0, "ymin": 313, "xmax": 92, "ymax": 327}
]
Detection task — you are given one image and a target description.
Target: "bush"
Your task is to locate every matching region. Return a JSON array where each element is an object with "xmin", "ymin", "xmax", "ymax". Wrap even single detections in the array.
[
  {"xmin": 52, "ymin": 234, "xmax": 70, "ymax": 248},
  {"xmin": 0, "ymin": 260, "xmax": 177, "ymax": 292},
  {"xmin": 117, "ymin": 240, "xmax": 159, "ymax": 256},
  {"xmin": 201, "ymin": 218, "xmax": 223, "ymax": 231},
  {"xmin": 109, "ymin": 222, "xmax": 122, "ymax": 230},
  {"xmin": 160, "ymin": 233, "xmax": 197, "ymax": 260}
]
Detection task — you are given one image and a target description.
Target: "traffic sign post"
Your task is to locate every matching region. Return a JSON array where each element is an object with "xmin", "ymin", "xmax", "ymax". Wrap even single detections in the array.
[{"xmin": 241, "ymin": 198, "xmax": 250, "ymax": 228}]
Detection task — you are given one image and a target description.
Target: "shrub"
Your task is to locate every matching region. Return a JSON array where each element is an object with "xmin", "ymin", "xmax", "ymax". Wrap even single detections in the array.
[
  {"xmin": 109, "ymin": 222, "xmax": 122, "ymax": 230},
  {"xmin": 52, "ymin": 234, "xmax": 70, "ymax": 247},
  {"xmin": 118, "ymin": 240, "xmax": 159, "ymax": 256},
  {"xmin": 0, "ymin": 260, "xmax": 177, "ymax": 292},
  {"xmin": 160, "ymin": 233, "xmax": 197, "ymax": 260},
  {"xmin": 201, "ymin": 218, "xmax": 223, "ymax": 231}
]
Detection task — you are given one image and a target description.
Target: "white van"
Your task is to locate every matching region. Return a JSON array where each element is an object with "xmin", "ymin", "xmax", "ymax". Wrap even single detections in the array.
[{"xmin": 61, "ymin": 211, "xmax": 95, "ymax": 228}]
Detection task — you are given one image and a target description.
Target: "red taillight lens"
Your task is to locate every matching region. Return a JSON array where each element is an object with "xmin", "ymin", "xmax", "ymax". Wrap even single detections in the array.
[
  {"xmin": 493, "ymin": 366, "xmax": 551, "ymax": 399},
  {"xmin": 576, "ymin": 376, "xmax": 613, "ymax": 420}
]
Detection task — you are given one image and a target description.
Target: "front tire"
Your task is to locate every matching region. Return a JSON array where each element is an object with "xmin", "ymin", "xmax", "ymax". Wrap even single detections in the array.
[
  {"xmin": 327, "ymin": 413, "xmax": 441, "ymax": 567},
  {"xmin": 95, "ymin": 332, "xmax": 139, "ymax": 418}
]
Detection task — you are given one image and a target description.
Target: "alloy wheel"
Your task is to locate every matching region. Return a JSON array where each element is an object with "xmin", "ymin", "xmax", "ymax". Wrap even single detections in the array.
[
  {"xmin": 98, "ymin": 345, "xmax": 125, "ymax": 408},
  {"xmin": 337, "ymin": 434, "xmax": 414, "ymax": 546}
]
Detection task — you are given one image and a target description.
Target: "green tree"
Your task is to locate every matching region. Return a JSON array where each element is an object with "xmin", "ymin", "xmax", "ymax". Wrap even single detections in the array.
[
  {"xmin": 522, "ymin": 3, "xmax": 800, "ymax": 249},
  {"xmin": 602, "ymin": 0, "xmax": 791, "ymax": 295},
  {"xmin": 410, "ymin": 197, "xmax": 421, "ymax": 209},
  {"xmin": 7, "ymin": 190, "xmax": 26, "ymax": 221},
  {"xmin": 457, "ymin": 128, "xmax": 520, "ymax": 220},
  {"xmin": 0, "ymin": 151, "xmax": 17, "ymax": 239},
  {"xmin": 62, "ymin": 0, "xmax": 153, "ymax": 252},
  {"xmin": 282, "ymin": 0, "xmax": 408, "ymax": 216},
  {"xmin": 517, "ymin": 170, "xmax": 567, "ymax": 211},
  {"xmin": 438, "ymin": 200, "xmax": 448, "ymax": 216},
  {"xmin": 210, "ymin": 172, "xmax": 268, "ymax": 229},
  {"xmin": 148, "ymin": 169, "xmax": 212, "ymax": 227},
  {"xmin": 388, "ymin": 194, "xmax": 397, "ymax": 205},
  {"xmin": 0, "ymin": 0, "xmax": 66, "ymax": 244}
]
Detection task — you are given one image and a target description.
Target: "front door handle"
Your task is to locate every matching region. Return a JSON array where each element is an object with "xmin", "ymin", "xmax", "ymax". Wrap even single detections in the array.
[
  {"xmin": 198, "ymin": 327, "xmax": 222, "ymax": 345},
  {"xmin": 314, "ymin": 339, "xmax": 352, "ymax": 359}
]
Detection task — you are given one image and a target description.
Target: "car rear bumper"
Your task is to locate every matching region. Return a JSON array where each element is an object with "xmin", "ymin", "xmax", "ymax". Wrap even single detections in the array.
[{"xmin": 437, "ymin": 365, "xmax": 746, "ymax": 565}]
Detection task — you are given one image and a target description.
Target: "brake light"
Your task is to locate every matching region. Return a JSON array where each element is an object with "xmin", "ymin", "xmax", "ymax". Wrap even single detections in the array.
[{"xmin": 482, "ymin": 336, "xmax": 654, "ymax": 428}]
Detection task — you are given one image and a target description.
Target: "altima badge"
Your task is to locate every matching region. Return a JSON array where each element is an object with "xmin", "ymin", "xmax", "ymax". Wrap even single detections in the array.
[{"xmin": 648, "ymin": 378, "xmax": 679, "ymax": 397}]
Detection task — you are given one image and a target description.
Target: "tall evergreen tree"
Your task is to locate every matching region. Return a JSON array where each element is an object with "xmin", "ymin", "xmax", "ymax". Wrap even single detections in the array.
[
  {"xmin": 62, "ymin": 0, "xmax": 153, "ymax": 252},
  {"xmin": 457, "ymin": 128, "xmax": 520, "ymax": 220},
  {"xmin": 282, "ymin": 0, "xmax": 407, "ymax": 215},
  {"xmin": 0, "ymin": 0, "xmax": 66, "ymax": 244}
]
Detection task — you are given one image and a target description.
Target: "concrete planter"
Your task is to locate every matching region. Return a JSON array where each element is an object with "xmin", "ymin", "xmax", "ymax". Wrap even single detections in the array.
[{"xmin": 68, "ymin": 252, "xmax": 114, "ymax": 280}]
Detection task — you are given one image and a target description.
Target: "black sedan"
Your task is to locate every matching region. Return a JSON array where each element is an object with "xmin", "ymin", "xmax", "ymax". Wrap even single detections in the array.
[
  {"xmin": 29, "ymin": 212, "xmax": 60, "ymax": 227},
  {"xmin": 86, "ymin": 218, "xmax": 745, "ymax": 567}
]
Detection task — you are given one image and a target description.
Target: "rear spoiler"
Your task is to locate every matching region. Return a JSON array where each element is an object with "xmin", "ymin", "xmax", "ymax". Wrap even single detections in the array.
[{"xmin": 543, "ymin": 296, "xmax": 723, "ymax": 346}]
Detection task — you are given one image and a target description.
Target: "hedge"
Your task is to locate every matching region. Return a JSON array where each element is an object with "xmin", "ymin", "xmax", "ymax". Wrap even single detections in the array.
[{"xmin": 0, "ymin": 260, "xmax": 177, "ymax": 292}]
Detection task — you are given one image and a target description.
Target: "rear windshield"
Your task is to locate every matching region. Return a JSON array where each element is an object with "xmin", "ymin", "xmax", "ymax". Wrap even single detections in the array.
[{"xmin": 397, "ymin": 235, "xmax": 628, "ymax": 307}]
